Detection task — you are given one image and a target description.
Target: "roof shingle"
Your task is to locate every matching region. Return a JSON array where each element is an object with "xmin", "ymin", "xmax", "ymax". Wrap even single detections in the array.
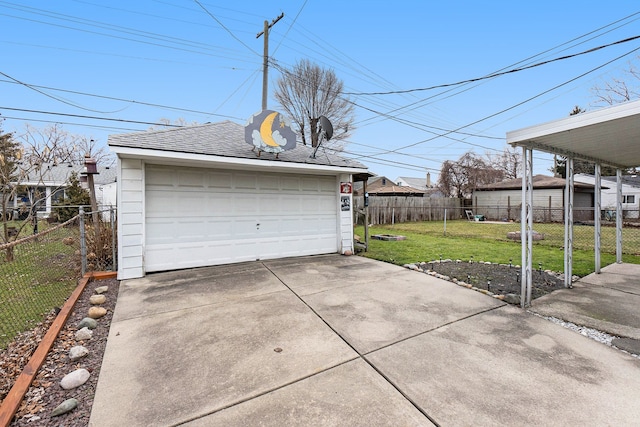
[{"xmin": 108, "ymin": 121, "xmax": 367, "ymax": 170}]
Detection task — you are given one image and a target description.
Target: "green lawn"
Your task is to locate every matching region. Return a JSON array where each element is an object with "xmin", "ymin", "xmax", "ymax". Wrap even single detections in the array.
[
  {"xmin": 0, "ymin": 226, "xmax": 80, "ymax": 349},
  {"xmin": 356, "ymin": 220, "xmax": 640, "ymax": 277}
]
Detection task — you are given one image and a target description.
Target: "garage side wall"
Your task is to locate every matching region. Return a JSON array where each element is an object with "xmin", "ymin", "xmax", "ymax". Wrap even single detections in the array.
[
  {"xmin": 339, "ymin": 174, "xmax": 354, "ymax": 254},
  {"xmin": 117, "ymin": 157, "xmax": 145, "ymax": 280}
]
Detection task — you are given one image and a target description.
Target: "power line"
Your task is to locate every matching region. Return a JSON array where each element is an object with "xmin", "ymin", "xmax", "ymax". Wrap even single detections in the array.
[
  {"xmin": 355, "ymin": 45, "xmax": 640, "ymax": 161},
  {"xmin": 0, "ymin": 106, "xmax": 184, "ymax": 128},
  {"xmin": 345, "ymin": 35, "xmax": 640, "ymax": 96},
  {"xmin": 0, "ymin": 115, "xmax": 141, "ymax": 132},
  {"xmin": 193, "ymin": 0, "xmax": 259, "ymax": 56},
  {"xmin": 0, "ymin": 70, "xmax": 125, "ymax": 114},
  {"xmin": 0, "ymin": 78, "xmax": 244, "ymax": 121}
]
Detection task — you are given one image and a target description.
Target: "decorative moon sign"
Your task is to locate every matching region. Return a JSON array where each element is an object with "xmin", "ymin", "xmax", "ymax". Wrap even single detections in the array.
[{"xmin": 245, "ymin": 110, "xmax": 297, "ymax": 154}]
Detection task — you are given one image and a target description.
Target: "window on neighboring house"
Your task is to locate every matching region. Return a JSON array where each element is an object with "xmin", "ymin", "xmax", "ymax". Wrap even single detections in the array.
[
  {"xmin": 51, "ymin": 188, "xmax": 65, "ymax": 204},
  {"xmin": 623, "ymin": 195, "xmax": 636, "ymax": 204}
]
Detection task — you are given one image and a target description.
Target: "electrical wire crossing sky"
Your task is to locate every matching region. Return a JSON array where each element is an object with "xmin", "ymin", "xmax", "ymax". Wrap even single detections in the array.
[{"xmin": 2, "ymin": 1, "xmax": 640, "ymax": 180}]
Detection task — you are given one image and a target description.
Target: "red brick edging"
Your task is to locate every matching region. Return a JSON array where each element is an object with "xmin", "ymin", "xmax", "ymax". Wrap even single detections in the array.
[{"xmin": 0, "ymin": 271, "xmax": 117, "ymax": 427}]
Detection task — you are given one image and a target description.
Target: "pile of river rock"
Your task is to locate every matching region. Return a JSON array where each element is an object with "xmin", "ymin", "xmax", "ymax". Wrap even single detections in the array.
[{"xmin": 51, "ymin": 285, "xmax": 109, "ymax": 417}]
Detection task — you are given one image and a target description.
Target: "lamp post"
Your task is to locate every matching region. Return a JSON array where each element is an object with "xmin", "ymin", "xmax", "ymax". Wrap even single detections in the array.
[{"xmin": 82, "ymin": 154, "xmax": 101, "ymax": 264}]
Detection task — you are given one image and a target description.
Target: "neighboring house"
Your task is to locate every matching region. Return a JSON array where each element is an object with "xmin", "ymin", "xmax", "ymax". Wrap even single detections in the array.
[
  {"xmin": 473, "ymin": 174, "xmax": 596, "ymax": 222},
  {"xmin": 108, "ymin": 120, "xmax": 369, "ymax": 280},
  {"xmin": 353, "ymin": 176, "xmax": 425, "ymax": 196},
  {"xmin": 396, "ymin": 174, "xmax": 444, "ymax": 198},
  {"xmin": 9, "ymin": 162, "xmax": 117, "ymax": 219},
  {"xmin": 574, "ymin": 174, "xmax": 640, "ymax": 219}
]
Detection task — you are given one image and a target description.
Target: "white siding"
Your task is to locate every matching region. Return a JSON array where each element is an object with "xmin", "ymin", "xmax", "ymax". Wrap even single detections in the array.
[
  {"xmin": 338, "ymin": 174, "xmax": 354, "ymax": 254},
  {"xmin": 473, "ymin": 189, "xmax": 563, "ymax": 222},
  {"xmin": 575, "ymin": 174, "xmax": 640, "ymax": 219},
  {"xmin": 117, "ymin": 158, "xmax": 145, "ymax": 280}
]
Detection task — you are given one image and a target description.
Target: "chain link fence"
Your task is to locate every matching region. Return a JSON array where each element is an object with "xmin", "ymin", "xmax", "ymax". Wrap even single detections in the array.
[
  {"xmin": 358, "ymin": 200, "xmax": 640, "ymax": 256},
  {"xmin": 0, "ymin": 207, "xmax": 116, "ymax": 350}
]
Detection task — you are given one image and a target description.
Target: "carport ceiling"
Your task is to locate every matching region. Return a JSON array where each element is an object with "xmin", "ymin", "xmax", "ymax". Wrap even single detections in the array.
[{"xmin": 506, "ymin": 99, "xmax": 640, "ymax": 169}]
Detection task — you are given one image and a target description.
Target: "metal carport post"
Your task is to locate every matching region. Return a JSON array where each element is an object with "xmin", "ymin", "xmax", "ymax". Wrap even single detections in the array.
[{"xmin": 520, "ymin": 147, "xmax": 533, "ymax": 308}]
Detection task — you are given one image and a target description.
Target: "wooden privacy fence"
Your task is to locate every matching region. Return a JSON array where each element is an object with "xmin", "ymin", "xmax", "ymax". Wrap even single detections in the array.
[{"xmin": 353, "ymin": 196, "xmax": 462, "ymax": 225}]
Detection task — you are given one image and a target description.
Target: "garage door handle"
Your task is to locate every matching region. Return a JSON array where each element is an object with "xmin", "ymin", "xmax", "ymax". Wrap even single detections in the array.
[{"xmin": 256, "ymin": 223, "xmax": 260, "ymax": 229}]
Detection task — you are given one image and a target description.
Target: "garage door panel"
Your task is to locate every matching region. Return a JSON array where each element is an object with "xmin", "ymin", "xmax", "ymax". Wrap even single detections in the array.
[
  {"xmin": 208, "ymin": 172, "xmax": 233, "ymax": 188},
  {"xmin": 281, "ymin": 175, "xmax": 301, "ymax": 190},
  {"xmin": 259, "ymin": 175, "xmax": 280, "ymax": 190},
  {"xmin": 235, "ymin": 173, "xmax": 258, "ymax": 189},
  {"xmin": 146, "ymin": 168, "xmax": 174, "ymax": 186},
  {"xmin": 205, "ymin": 193, "xmax": 234, "ymax": 214},
  {"xmin": 234, "ymin": 195, "xmax": 260, "ymax": 215},
  {"xmin": 145, "ymin": 166, "xmax": 338, "ymax": 272},
  {"xmin": 178, "ymin": 171, "xmax": 205, "ymax": 187}
]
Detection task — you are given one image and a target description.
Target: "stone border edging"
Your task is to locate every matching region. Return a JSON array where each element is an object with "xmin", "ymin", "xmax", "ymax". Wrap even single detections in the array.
[{"xmin": 0, "ymin": 271, "xmax": 117, "ymax": 427}]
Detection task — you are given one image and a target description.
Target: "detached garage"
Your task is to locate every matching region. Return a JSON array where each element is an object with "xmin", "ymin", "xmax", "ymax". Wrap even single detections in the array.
[{"xmin": 109, "ymin": 121, "xmax": 368, "ymax": 280}]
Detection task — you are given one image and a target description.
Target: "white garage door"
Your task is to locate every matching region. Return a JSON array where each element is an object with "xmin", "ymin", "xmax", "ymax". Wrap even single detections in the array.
[{"xmin": 144, "ymin": 164, "xmax": 338, "ymax": 272}]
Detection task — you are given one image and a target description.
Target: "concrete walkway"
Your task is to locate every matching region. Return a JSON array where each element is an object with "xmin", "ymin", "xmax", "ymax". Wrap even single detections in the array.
[
  {"xmin": 90, "ymin": 255, "xmax": 640, "ymax": 426},
  {"xmin": 530, "ymin": 262, "xmax": 640, "ymax": 353}
]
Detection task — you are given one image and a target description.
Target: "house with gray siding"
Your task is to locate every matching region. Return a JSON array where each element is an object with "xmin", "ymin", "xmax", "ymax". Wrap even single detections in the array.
[
  {"xmin": 472, "ymin": 175, "xmax": 596, "ymax": 222},
  {"xmin": 574, "ymin": 173, "xmax": 640, "ymax": 219}
]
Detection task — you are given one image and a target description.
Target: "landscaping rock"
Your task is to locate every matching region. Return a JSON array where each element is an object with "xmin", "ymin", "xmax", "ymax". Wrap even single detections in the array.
[
  {"xmin": 88, "ymin": 306, "xmax": 107, "ymax": 319},
  {"xmin": 51, "ymin": 398, "xmax": 79, "ymax": 416},
  {"xmin": 94, "ymin": 285, "xmax": 109, "ymax": 294},
  {"xmin": 504, "ymin": 293, "xmax": 521, "ymax": 305},
  {"xmin": 507, "ymin": 230, "xmax": 545, "ymax": 241},
  {"xmin": 75, "ymin": 327, "xmax": 93, "ymax": 341},
  {"xmin": 89, "ymin": 294, "xmax": 107, "ymax": 305},
  {"xmin": 78, "ymin": 317, "xmax": 98, "ymax": 329},
  {"xmin": 60, "ymin": 368, "xmax": 90, "ymax": 390},
  {"xmin": 69, "ymin": 345, "xmax": 89, "ymax": 361}
]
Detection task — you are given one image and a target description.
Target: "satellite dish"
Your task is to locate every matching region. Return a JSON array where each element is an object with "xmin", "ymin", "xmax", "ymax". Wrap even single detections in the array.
[
  {"xmin": 310, "ymin": 116, "xmax": 334, "ymax": 159},
  {"xmin": 318, "ymin": 116, "xmax": 333, "ymax": 141}
]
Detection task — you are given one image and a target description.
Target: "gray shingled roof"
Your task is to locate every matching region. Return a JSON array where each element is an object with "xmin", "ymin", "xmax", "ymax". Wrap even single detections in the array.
[
  {"xmin": 476, "ymin": 174, "xmax": 595, "ymax": 190},
  {"xmin": 397, "ymin": 176, "xmax": 430, "ymax": 191},
  {"xmin": 602, "ymin": 175, "xmax": 640, "ymax": 188},
  {"xmin": 21, "ymin": 163, "xmax": 117, "ymax": 185},
  {"xmin": 108, "ymin": 120, "xmax": 367, "ymax": 170}
]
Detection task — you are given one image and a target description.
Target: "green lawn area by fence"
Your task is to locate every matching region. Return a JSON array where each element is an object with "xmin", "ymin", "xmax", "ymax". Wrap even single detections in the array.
[
  {"xmin": 356, "ymin": 220, "xmax": 640, "ymax": 277},
  {"xmin": 0, "ymin": 226, "xmax": 80, "ymax": 349}
]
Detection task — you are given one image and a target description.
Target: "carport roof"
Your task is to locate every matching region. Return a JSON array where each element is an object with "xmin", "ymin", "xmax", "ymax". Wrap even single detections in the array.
[
  {"xmin": 506, "ymin": 99, "xmax": 640, "ymax": 169},
  {"xmin": 108, "ymin": 120, "xmax": 367, "ymax": 171}
]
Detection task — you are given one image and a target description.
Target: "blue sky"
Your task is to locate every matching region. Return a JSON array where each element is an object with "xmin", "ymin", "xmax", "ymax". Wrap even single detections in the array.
[{"xmin": 2, "ymin": 1, "xmax": 640, "ymax": 181}]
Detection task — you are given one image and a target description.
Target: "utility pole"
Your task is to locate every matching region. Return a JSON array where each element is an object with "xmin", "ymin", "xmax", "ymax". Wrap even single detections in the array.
[{"xmin": 257, "ymin": 12, "xmax": 284, "ymax": 111}]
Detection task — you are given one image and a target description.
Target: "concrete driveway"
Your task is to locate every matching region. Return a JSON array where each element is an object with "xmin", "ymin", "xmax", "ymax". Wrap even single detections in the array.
[{"xmin": 90, "ymin": 255, "xmax": 640, "ymax": 426}]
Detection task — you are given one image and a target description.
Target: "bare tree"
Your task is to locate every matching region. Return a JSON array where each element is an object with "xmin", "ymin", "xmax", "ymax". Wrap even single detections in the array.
[
  {"xmin": 20, "ymin": 123, "xmax": 114, "ymax": 166},
  {"xmin": 488, "ymin": 146, "xmax": 522, "ymax": 180},
  {"xmin": 591, "ymin": 57, "xmax": 640, "ymax": 106},
  {"xmin": 147, "ymin": 117, "xmax": 198, "ymax": 132},
  {"xmin": 274, "ymin": 59, "xmax": 354, "ymax": 148},
  {"xmin": 1, "ymin": 126, "xmax": 30, "ymax": 260},
  {"xmin": 438, "ymin": 151, "xmax": 504, "ymax": 198}
]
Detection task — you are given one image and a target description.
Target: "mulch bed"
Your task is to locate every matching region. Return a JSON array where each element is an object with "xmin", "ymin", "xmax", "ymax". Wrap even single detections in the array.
[
  {"xmin": 0, "ymin": 277, "xmax": 119, "ymax": 426},
  {"xmin": 418, "ymin": 260, "xmax": 566, "ymax": 300}
]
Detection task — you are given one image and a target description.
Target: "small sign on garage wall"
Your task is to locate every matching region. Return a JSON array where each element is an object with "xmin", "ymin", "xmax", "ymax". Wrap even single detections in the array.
[
  {"xmin": 340, "ymin": 182, "xmax": 352, "ymax": 194},
  {"xmin": 341, "ymin": 196, "xmax": 351, "ymax": 211}
]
